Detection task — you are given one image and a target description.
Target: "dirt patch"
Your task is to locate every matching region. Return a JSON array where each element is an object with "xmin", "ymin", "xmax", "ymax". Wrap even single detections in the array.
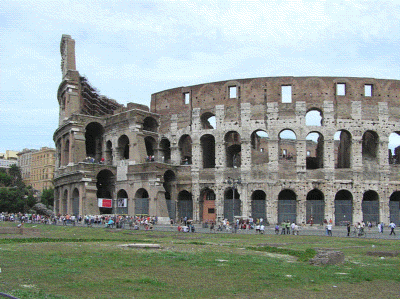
[{"xmin": 366, "ymin": 251, "xmax": 399, "ymax": 257}]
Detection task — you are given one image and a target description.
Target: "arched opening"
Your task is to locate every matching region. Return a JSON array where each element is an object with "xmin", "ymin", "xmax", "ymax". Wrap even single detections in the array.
[
  {"xmin": 96, "ymin": 169, "xmax": 114, "ymax": 214},
  {"xmin": 389, "ymin": 191, "xmax": 400, "ymax": 225},
  {"xmin": 116, "ymin": 189, "xmax": 128, "ymax": 215},
  {"xmin": 159, "ymin": 138, "xmax": 171, "ymax": 163},
  {"xmin": 105, "ymin": 140, "xmax": 113, "ymax": 165},
  {"xmin": 164, "ymin": 170, "xmax": 176, "ymax": 220},
  {"xmin": 56, "ymin": 140, "xmax": 61, "ymax": 168},
  {"xmin": 388, "ymin": 132, "xmax": 400, "ymax": 164},
  {"xmin": 251, "ymin": 190, "xmax": 266, "ymax": 223},
  {"xmin": 200, "ymin": 134, "xmax": 215, "ymax": 168},
  {"xmin": 178, "ymin": 190, "xmax": 193, "ymax": 220},
  {"xmin": 145, "ymin": 136, "xmax": 156, "ymax": 161},
  {"xmin": 334, "ymin": 190, "xmax": 353, "ymax": 226},
  {"xmin": 179, "ymin": 135, "xmax": 192, "ymax": 165},
  {"xmin": 200, "ymin": 188, "xmax": 216, "ymax": 223},
  {"xmin": 279, "ymin": 130, "xmax": 296, "ymax": 162},
  {"xmin": 134, "ymin": 188, "xmax": 149, "ymax": 216},
  {"xmin": 306, "ymin": 189, "xmax": 325, "ymax": 225},
  {"xmin": 62, "ymin": 189, "xmax": 68, "ymax": 214},
  {"xmin": 143, "ymin": 117, "xmax": 158, "ymax": 132},
  {"xmin": 224, "ymin": 188, "xmax": 241, "ymax": 222},
  {"xmin": 64, "ymin": 139, "xmax": 70, "ymax": 165},
  {"xmin": 305, "ymin": 109, "xmax": 323, "ymax": 126},
  {"xmin": 278, "ymin": 189, "xmax": 297, "ymax": 224},
  {"xmin": 118, "ymin": 135, "xmax": 130, "ymax": 160},
  {"xmin": 306, "ymin": 132, "xmax": 324, "ymax": 169},
  {"xmin": 334, "ymin": 130, "xmax": 352, "ymax": 169},
  {"xmin": 362, "ymin": 130, "xmax": 379, "ymax": 166},
  {"xmin": 251, "ymin": 130, "xmax": 269, "ymax": 165},
  {"xmin": 362, "ymin": 190, "xmax": 379, "ymax": 224},
  {"xmin": 225, "ymin": 131, "xmax": 241, "ymax": 168},
  {"xmin": 85, "ymin": 122, "xmax": 104, "ymax": 162},
  {"xmin": 200, "ymin": 112, "xmax": 216, "ymax": 129},
  {"xmin": 72, "ymin": 188, "xmax": 79, "ymax": 216}
]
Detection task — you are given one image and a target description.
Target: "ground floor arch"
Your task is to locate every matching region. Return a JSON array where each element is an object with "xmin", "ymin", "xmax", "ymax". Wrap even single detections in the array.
[
  {"xmin": 72, "ymin": 188, "xmax": 79, "ymax": 216},
  {"xmin": 306, "ymin": 189, "xmax": 325, "ymax": 225},
  {"xmin": 116, "ymin": 189, "xmax": 129, "ymax": 215},
  {"xmin": 178, "ymin": 190, "xmax": 193, "ymax": 220},
  {"xmin": 200, "ymin": 188, "xmax": 216, "ymax": 223},
  {"xmin": 134, "ymin": 188, "xmax": 149, "ymax": 216},
  {"xmin": 362, "ymin": 190, "xmax": 379, "ymax": 224},
  {"xmin": 223, "ymin": 188, "xmax": 241, "ymax": 222},
  {"xmin": 389, "ymin": 191, "xmax": 400, "ymax": 225},
  {"xmin": 251, "ymin": 190, "xmax": 266, "ymax": 222},
  {"xmin": 334, "ymin": 190, "xmax": 353, "ymax": 226},
  {"xmin": 278, "ymin": 189, "xmax": 297, "ymax": 224}
]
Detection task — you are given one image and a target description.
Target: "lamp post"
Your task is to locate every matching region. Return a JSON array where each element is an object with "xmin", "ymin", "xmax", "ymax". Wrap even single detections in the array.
[{"xmin": 226, "ymin": 177, "xmax": 241, "ymax": 233}]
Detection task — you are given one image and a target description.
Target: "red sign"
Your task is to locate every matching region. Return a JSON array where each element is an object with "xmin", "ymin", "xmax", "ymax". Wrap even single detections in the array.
[{"xmin": 98, "ymin": 198, "xmax": 112, "ymax": 208}]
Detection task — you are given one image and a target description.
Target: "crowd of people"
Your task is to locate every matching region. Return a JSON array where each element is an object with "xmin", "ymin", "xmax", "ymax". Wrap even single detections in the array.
[{"xmin": 0, "ymin": 211, "xmax": 397, "ymax": 236}]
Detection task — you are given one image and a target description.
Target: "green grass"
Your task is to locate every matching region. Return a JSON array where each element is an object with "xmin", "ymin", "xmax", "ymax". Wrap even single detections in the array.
[{"xmin": 0, "ymin": 223, "xmax": 399, "ymax": 299}]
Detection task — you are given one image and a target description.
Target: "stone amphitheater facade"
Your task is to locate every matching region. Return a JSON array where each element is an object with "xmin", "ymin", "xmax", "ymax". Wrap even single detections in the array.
[{"xmin": 54, "ymin": 35, "xmax": 400, "ymax": 226}]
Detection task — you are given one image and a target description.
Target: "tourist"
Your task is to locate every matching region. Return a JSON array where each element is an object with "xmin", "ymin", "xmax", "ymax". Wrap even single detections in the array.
[
  {"xmin": 326, "ymin": 223, "xmax": 332, "ymax": 236},
  {"xmin": 389, "ymin": 221, "xmax": 396, "ymax": 235}
]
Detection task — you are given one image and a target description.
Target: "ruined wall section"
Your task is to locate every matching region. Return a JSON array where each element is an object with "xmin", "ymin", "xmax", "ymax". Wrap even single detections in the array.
[{"xmin": 152, "ymin": 77, "xmax": 400, "ymax": 129}]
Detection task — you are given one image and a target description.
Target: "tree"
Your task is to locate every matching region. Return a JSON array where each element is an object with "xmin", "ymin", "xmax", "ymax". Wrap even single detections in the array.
[
  {"xmin": 8, "ymin": 164, "xmax": 23, "ymax": 186},
  {"xmin": 41, "ymin": 188, "xmax": 54, "ymax": 207}
]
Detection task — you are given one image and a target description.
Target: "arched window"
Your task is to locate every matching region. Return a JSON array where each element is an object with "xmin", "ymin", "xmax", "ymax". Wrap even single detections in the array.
[
  {"xmin": 334, "ymin": 130, "xmax": 352, "ymax": 169},
  {"xmin": 251, "ymin": 130, "xmax": 269, "ymax": 165},
  {"xmin": 305, "ymin": 109, "xmax": 323, "ymax": 126},
  {"xmin": 85, "ymin": 122, "xmax": 104, "ymax": 162},
  {"xmin": 306, "ymin": 132, "xmax": 324, "ymax": 169},
  {"xmin": 179, "ymin": 135, "xmax": 192, "ymax": 165},
  {"xmin": 279, "ymin": 130, "xmax": 296, "ymax": 162},
  {"xmin": 200, "ymin": 112, "xmax": 216, "ymax": 129},
  {"xmin": 118, "ymin": 135, "xmax": 130, "ymax": 160},
  {"xmin": 200, "ymin": 134, "xmax": 215, "ymax": 168},
  {"xmin": 225, "ymin": 131, "xmax": 241, "ymax": 168}
]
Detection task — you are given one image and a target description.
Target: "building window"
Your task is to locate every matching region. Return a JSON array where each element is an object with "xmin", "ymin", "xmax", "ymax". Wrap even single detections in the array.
[
  {"xmin": 208, "ymin": 208, "xmax": 215, "ymax": 214},
  {"xmin": 281, "ymin": 85, "xmax": 292, "ymax": 103},
  {"xmin": 337, "ymin": 83, "xmax": 346, "ymax": 96},
  {"xmin": 307, "ymin": 150, "xmax": 311, "ymax": 157},
  {"xmin": 365, "ymin": 84, "xmax": 372, "ymax": 97},
  {"xmin": 183, "ymin": 92, "xmax": 190, "ymax": 105},
  {"xmin": 229, "ymin": 86, "xmax": 237, "ymax": 98}
]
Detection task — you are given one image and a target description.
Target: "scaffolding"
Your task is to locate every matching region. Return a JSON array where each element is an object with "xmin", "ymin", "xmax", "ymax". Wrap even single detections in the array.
[{"xmin": 80, "ymin": 76, "xmax": 122, "ymax": 116}]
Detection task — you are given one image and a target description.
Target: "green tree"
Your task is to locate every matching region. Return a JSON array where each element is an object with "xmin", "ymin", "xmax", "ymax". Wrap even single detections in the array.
[{"xmin": 41, "ymin": 188, "xmax": 54, "ymax": 207}]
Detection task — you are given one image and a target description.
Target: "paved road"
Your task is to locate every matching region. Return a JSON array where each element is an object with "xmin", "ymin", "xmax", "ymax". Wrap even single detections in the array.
[{"xmin": 149, "ymin": 224, "xmax": 400, "ymax": 240}]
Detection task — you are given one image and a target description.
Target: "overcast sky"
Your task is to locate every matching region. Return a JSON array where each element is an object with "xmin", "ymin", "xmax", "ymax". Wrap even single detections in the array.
[{"xmin": 1, "ymin": 0, "xmax": 400, "ymax": 153}]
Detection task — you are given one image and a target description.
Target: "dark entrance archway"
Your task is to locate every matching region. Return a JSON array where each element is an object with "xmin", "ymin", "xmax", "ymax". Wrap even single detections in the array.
[
  {"xmin": 251, "ymin": 190, "xmax": 266, "ymax": 222},
  {"xmin": 178, "ymin": 190, "xmax": 193, "ymax": 220},
  {"xmin": 362, "ymin": 190, "xmax": 379, "ymax": 224},
  {"xmin": 72, "ymin": 188, "xmax": 79, "ymax": 216},
  {"xmin": 116, "ymin": 189, "xmax": 128, "ymax": 215},
  {"xmin": 389, "ymin": 191, "xmax": 400, "ymax": 225},
  {"xmin": 164, "ymin": 170, "xmax": 176, "ymax": 220},
  {"xmin": 278, "ymin": 189, "xmax": 296, "ymax": 224},
  {"xmin": 224, "ymin": 188, "xmax": 241, "ymax": 222},
  {"xmin": 334, "ymin": 190, "xmax": 353, "ymax": 225},
  {"xmin": 134, "ymin": 188, "xmax": 149, "ymax": 216},
  {"xmin": 306, "ymin": 189, "xmax": 325, "ymax": 225},
  {"xmin": 96, "ymin": 170, "xmax": 114, "ymax": 214}
]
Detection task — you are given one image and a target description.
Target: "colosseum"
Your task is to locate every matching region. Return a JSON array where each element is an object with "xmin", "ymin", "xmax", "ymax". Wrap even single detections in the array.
[{"xmin": 54, "ymin": 35, "xmax": 400, "ymax": 226}]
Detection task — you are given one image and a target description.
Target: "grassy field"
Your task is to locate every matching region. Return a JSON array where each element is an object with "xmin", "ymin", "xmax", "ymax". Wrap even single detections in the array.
[{"xmin": 0, "ymin": 223, "xmax": 399, "ymax": 299}]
